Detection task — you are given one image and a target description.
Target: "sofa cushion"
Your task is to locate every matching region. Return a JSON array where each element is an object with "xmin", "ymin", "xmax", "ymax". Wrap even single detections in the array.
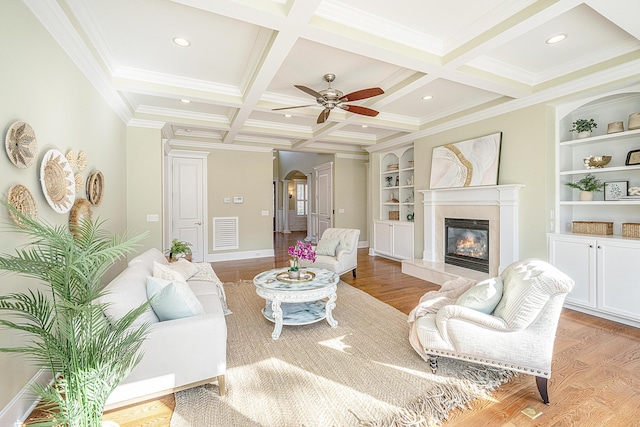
[
  {"xmin": 316, "ymin": 237, "xmax": 341, "ymax": 256},
  {"xmin": 128, "ymin": 247, "xmax": 168, "ymax": 268},
  {"xmin": 455, "ymin": 276, "xmax": 503, "ymax": 314},
  {"xmin": 146, "ymin": 277, "xmax": 205, "ymax": 321},
  {"xmin": 99, "ymin": 263, "xmax": 160, "ymax": 326},
  {"xmin": 153, "ymin": 260, "xmax": 198, "ymax": 281}
]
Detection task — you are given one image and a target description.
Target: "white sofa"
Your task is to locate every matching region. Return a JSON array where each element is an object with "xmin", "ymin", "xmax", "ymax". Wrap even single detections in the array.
[
  {"xmin": 98, "ymin": 248, "xmax": 228, "ymax": 408},
  {"xmin": 299, "ymin": 228, "xmax": 360, "ymax": 277}
]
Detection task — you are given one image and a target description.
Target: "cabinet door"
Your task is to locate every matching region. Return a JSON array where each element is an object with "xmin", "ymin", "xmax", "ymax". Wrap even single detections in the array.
[
  {"xmin": 373, "ymin": 221, "xmax": 392, "ymax": 256},
  {"xmin": 392, "ymin": 223, "xmax": 414, "ymax": 260},
  {"xmin": 548, "ymin": 235, "xmax": 596, "ymax": 308},
  {"xmin": 597, "ymin": 240, "xmax": 640, "ymax": 322}
]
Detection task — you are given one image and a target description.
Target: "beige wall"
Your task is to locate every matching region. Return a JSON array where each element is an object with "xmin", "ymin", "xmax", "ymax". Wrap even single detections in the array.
[
  {"xmin": 412, "ymin": 104, "xmax": 553, "ymax": 259},
  {"xmin": 207, "ymin": 148, "xmax": 274, "ymax": 253},
  {"xmin": 334, "ymin": 156, "xmax": 368, "ymax": 237},
  {"xmin": 0, "ymin": 0, "xmax": 129, "ymax": 415},
  {"xmin": 126, "ymin": 126, "xmax": 164, "ymax": 254}
]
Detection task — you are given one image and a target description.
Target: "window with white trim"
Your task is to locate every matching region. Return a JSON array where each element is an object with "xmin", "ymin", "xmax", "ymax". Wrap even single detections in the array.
[{"xmin": 295, "ymin": 179, "xmax": 308, "ymax": 216}]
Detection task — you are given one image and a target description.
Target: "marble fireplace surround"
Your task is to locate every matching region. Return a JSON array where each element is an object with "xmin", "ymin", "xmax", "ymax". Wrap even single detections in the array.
[{"xmin": 404, "ymin": 185, "xmax": 523, "ymax": 284}]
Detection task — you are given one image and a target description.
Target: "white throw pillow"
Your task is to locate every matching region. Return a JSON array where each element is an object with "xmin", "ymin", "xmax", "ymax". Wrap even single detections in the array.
[
  {"xmin": 153, "ymin": 259, "xmax": 197, "ymax": 282},
  {"xmin": 455, "ymin": 276, "xmax": 504, "ymax": 314},
  {"xmin": 316, "ymin": 237, "xmax": 341, "ymax": 256},
  {"xmin": 146, "ymin": 276, "xmax": 205, "ymax": 321}
]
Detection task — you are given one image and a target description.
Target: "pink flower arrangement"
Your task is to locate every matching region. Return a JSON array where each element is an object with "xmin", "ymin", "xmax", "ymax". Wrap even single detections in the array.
[{"xmin": 288, "ymin": 241, "xmax": 316, "ymax": 271}]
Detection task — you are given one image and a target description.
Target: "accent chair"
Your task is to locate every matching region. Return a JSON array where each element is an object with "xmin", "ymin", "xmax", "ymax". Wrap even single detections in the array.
[
  {"xmin": 299, "ymin": 228, "xmax": 360, "ymax": 277},
  {"xmin": 408, "ymin": 258, "xmax": 574, "ymax": 404}
]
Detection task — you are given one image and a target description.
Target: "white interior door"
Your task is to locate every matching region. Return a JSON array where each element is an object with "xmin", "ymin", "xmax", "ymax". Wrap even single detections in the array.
[
  {"xmin": 171, "ymin": 156, "xmax": 206, "ymax": 262},
  {"xmin": 314, "ymin": 162, "xmax": 333, "ymax": 238}
]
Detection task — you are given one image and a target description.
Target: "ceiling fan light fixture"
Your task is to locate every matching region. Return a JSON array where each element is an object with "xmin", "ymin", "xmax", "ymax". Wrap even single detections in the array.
[
  {"xmin": 545, "ymin": 34, "xmax": 567, "ymax": 44},
  {"xmin": 173, "ymin": 37, "xmax": 191, "ymax": 47}
]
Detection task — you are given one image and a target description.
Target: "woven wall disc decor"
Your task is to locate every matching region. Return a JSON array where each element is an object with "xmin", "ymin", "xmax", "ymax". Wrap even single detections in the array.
[
  {"xmin": 69, "ymin": 198, "xmax": 92, "ymax": 237},
  {"xmin": 74, "ymin": 173, "xmax": 84, "ymax": 192},
  {"xmin": 86, "ymin": 170, "xmax": 104, "ymax": 206},
  {"xmin": 5, "ymin": 121, "xmax": 38, "ymax": 168},
  {"xmin": 40, "ymin": 149, "xmax": 76, "ymax": 213},
  {"xmin": 77, "ymin": 151, "xmax": 87, "ymax": 171},
  {"xmin": 7, "ymin": 184, "xmax": 38, "ymax": 226}
]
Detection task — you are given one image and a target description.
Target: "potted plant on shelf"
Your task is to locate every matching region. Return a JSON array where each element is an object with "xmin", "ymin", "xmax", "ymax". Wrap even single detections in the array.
[
  {"xmin": 565, "ymin": 173, "xmax": 604, "ymax": 201},
  {"xmin": 570, "ymin": 118, "xmax": 597, "ymax": 139},
  {"xmin": 166, "ymin": 238, "xmax": 192, "ymax": 262},
  {"xmin": 287, "ymin": 240, "xmax": 316, "ymax": 279},
  {"xmin": 0, "ymin": 201, "xmax": 148, "ymax": 427}
]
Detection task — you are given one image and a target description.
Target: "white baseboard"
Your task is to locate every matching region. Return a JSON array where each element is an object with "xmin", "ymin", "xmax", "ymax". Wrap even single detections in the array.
[
  {"xmin": 205, "ymin": 248, "xmax": 275, "ymax": 262},
  {"xmin": 0, "ymin": 368, "xmax": 50, "ymax": 427},
  {"xmin": 357, "ymin": 240, "xmax": 369, "ymax": 249}
]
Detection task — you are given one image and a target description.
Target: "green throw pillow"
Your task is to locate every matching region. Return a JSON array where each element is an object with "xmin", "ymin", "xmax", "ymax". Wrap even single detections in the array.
[
  {"xmin": 316, "ymin": 237, "xmax": 341, "ymax": 256},
  {"xmin": 146, "ymin": 276, "xmax": 205, "ymax": 321},
  {"xmin": 455, "ymin": 276, "xmax": 504, "ymax": 314}
]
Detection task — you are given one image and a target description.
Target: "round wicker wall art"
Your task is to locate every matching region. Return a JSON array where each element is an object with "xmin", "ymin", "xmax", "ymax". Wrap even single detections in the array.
[
  {"xmin": 7, "ymin": 184, "xmax": 38, "ymax": 226},
  {"xmin": 86, "ymin": 171, "xmax": 104, "ymax": 206},
  {"xmin": 69, "ymin": 198, "xmax": 92, "ymax": 237},
  {"xmin": 40, "ymin": 149, "xmax": 76, "ymax": 213},
  {"xmin": 5, "ymin": 121, "xmax": 38, "ymax": 168}
]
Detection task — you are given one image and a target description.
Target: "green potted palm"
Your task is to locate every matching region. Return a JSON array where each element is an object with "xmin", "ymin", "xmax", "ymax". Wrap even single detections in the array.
[
  {"xmin": 166, "ymin": 238, "xmax": 192, "ymax": 262},
  {"xmin": 0, "ymin": 201, "xmax": 149, "ymax": 426},
  {"xmin": 570, "ymin": 118, "xmax": 597, "ymax": 139},
  {"xmin": 565, "ymin": 173, "xmax": 604, "ymax": 201}
]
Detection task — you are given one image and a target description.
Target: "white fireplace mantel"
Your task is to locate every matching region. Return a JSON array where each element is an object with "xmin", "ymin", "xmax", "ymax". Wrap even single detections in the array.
[{"xmin": 419, "ymin": 184, "xmax": 524, "ymax": 275}]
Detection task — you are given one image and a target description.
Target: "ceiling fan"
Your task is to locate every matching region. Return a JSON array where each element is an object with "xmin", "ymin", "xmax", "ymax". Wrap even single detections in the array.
[{"xmin": 273, "ymin": 73, "xmax": 384, "ymax": 124}]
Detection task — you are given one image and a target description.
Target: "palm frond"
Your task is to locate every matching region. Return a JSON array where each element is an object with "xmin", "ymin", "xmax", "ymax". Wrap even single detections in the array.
[{"xmin": 0, "ymin": 199, "xmax": 150, "ymax": 426}]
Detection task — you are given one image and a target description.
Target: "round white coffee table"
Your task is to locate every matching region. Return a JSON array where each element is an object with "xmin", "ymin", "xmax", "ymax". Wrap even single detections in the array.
[{"xmin": 253, "ymin": 267, "xmax": 339, "ymax": 340}]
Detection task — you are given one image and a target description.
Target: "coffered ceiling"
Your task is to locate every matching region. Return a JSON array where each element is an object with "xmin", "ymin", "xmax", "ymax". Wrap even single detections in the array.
[{"xmin": 25, "ymin": 0, "xmax": 640, "ymax": 154}]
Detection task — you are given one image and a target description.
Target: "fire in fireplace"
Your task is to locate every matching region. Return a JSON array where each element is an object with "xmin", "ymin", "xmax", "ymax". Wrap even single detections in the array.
[{"xmin": 444, "ymin": 218, "xmax": 489, "ymax": 273}]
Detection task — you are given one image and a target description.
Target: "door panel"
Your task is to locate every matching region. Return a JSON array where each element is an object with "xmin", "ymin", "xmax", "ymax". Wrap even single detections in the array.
[
  {"xmin": 315, "ymin": 163, "xmax": 333, "ymax": 238},
  {"xmin": 172, "ymin": 157, "xmax": 204, "ymax": 262}
]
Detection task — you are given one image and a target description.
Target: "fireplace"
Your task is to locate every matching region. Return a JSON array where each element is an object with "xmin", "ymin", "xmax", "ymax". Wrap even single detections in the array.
[{"xmin": 444, "ymin": 218, "xmax": 489, "ymax": 273}]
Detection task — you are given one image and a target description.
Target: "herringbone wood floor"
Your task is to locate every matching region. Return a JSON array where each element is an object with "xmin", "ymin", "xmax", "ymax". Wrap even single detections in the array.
[{"xmin": 28, "ymin": 231, "xmax": 640, "ymax": 426}]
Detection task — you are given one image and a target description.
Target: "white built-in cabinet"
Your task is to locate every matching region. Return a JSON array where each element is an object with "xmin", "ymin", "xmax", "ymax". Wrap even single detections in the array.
[
  {"xmin": 548, "ymin": 86, "xmax": 640, "ymax": 327},
  {"xmin": 372, "ymin": 146, "xmax": 414, "ymax": 260}
]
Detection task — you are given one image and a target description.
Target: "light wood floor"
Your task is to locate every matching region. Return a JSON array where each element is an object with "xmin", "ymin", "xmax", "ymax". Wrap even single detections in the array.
[{"xmin": 29, "ymin": 231, "xmax": 640, "ymax": 426}]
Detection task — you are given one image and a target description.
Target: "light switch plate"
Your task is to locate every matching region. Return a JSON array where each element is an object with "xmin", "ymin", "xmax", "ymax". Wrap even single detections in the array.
[
  {"xmin": 224, "ymin": 197, "xmax": 230, "ymax": 204},
  {"xmin": 233, "ymin": 196, "xmax": 243, "ymax": 204},
  {"xmin": 146, "ymin": 214, "xmax": 158, "ymax": 222}
]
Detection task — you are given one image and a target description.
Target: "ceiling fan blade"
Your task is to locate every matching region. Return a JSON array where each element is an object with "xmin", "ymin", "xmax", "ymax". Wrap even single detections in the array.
[
  {"xmin": 295, "ymin": 85, "xmax": 324, "ymax": 99},
  {"xmin": 339, "ymin": 87, "xmax": 384, "ymax": 102},
  {"xmin": 271, "ymin": 105, "xmax": 315, "ymax": 111},
  {"xmin": 317, "ymin": 108, "xmax": 331, "ymax": 124},
  {"xmin": 341, "ymin": 104, "xmax": 380, "ymax": 117}
]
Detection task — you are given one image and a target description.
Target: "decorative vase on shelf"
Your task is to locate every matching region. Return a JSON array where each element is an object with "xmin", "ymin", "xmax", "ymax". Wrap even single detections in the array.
[
  {"xmin": 579, "ymin": 191, "xmax": 594, "ymax": 201},
  {"xmin": 577, "ymin": 131, "xmax": 591, "ymax": 139}
]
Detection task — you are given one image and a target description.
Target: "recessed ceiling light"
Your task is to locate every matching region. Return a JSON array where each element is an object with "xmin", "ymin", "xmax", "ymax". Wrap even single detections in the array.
[
  {"xmin": 361, "ymin": 125, "xmax": 368, "ymax": 128},
  {"xmin": 284, "ymin": 114, "xmax": 292, "ymax": 118},
  {"xmin": 173, "ymin": 37, "xmax": 191, "ymax": 47},
  {"xmin": 180, "ymin": 99, "xmax": 191, "ymax": 103},
  {"xmin": 184, "ymin": 129, "xmax": 192, "ymax": 133},
  {"xmin": 545, "ymin": 34, "xmax": 567, "ymax": 44},
  {"xmin": 422, "ymin": 95, "xmax": 433, "ymax": 100}
]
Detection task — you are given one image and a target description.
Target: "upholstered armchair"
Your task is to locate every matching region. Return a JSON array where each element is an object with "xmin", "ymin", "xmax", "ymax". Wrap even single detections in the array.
[
  {"xmin": 408, "ymin": 259, "xmax": 574, "ymax": 404},
  {"xmin": 299, "ymin": 228, "xmax": 360, "ymax": 277}
]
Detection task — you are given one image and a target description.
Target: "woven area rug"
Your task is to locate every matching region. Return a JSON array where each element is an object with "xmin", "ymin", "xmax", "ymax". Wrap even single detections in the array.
[{"xmin": 171, "ymin": 280, "xmax": 514, "ymax": 427}]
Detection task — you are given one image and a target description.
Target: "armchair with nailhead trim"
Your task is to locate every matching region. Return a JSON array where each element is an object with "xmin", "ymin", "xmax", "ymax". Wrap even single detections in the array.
[{"xmin": 409, "ymin": 259, "xmax": 574, "ymax": 404}]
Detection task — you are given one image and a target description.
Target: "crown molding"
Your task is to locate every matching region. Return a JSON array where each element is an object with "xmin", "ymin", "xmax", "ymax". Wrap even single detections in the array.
[
  {"xmin": 127, "ymin": 118, "xmax": 165, "ymax": 129},
  {"xmin": 169, "ymin": 139, "xmax": 274, "ymax": 153},
  {"xmin": 136, "ymin": 105, "xmax": 230, "ymax": 126}
]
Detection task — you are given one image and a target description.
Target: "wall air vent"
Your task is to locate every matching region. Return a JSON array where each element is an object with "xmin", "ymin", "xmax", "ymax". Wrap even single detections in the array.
[{"xmin": 212, "ymin": 217, "xmax": 239, "ymax": 251}]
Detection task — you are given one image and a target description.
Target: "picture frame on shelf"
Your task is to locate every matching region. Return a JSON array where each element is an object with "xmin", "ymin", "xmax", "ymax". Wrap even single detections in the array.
[
  {"xmin": 604, "ymin": 181, "xmax": 628, "ymax": 201},
  {"xmin": 625, "ymin": 149, "xmax": 640, "ymax": 166}
]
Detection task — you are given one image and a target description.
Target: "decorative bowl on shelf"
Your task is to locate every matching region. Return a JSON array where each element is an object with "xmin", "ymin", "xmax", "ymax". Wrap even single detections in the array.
[{"xmin": 583, "ymin": 155, "xmax": 611, "ymax": 168}]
